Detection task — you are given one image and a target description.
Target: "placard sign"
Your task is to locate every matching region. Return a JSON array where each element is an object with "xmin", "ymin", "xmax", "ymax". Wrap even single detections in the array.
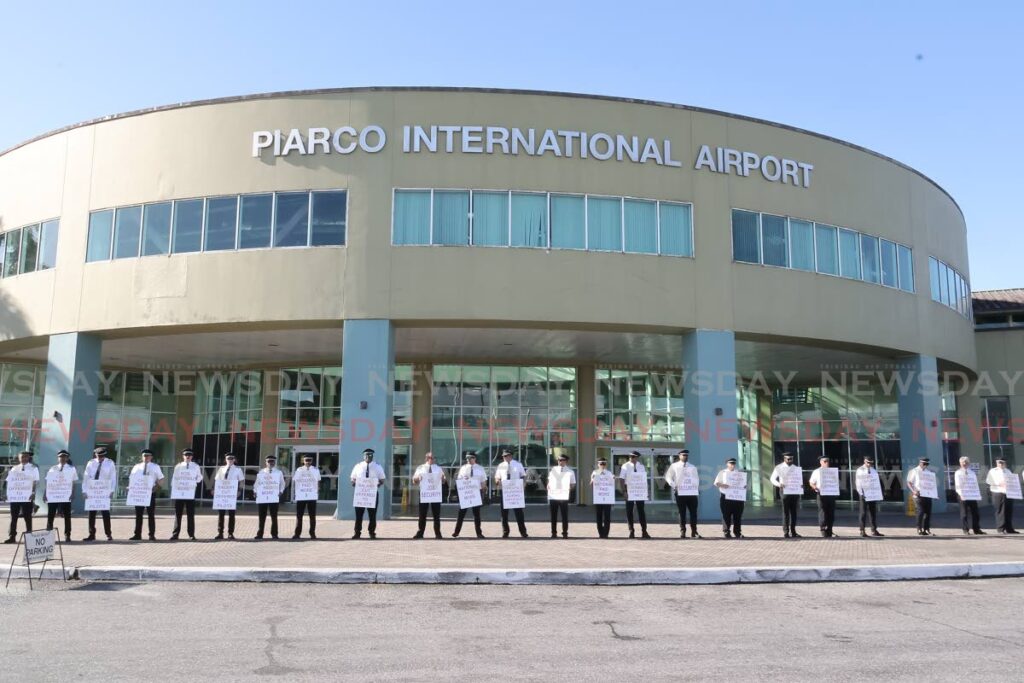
[
  {"xmin": 213, "ymin": 480, "xmax": 240, "ymax": 510},
  {"xmin": 83, "ymin": 479, "xmax": 111, "ymax": 511},
  {"xmin": 456, "ymin": 478, "xmax": 482, "ymax": 509},
  {"xmin": 23, "ymin": 530, "xmax": 56, "ymax": 565},
  {"xmin": 1005, "ymin": 470, "xmax": 1023, "ymax": 501},
  {"xmin": 171, "ymin": 467, "xmax": 202, "ymax": 500},
  {"xmin": 501, "ymin": 478, "xmax": 526, "ymax": 509},
  {"xmin": 593, "ymin": 474, "xmax": 616, "ymax": 505},
  {"xmin": 353, "ymin": 476, "xmax": 379, "ymax": 509},
  {"xmin": 819, "ymin": 468, "xmax": 840, "ymax": 497},
  {"xmin": 548, "ymin": 471, "xmax": 572, "ymax": 501},
  {"xmin": 255, "ymin": 472, "xmax": 281, "ymax": 504},
  {"xmin": 626, "ymin": 472, "xmax": 648, "ymax": 501},
  {"xmin": 419, "ymin": 472, "xmax": 443, "ymax": 504},
  {"xmin": 5, "ymin": 470, "xmax": 34, "ymax": 503},
  {"xmin": 293, "ymin": 470, "xmax": 320, "ymax": 502},
  {"xmin": 125, "ymin": 474, "xmax": 154, "ymax": 507},
  {"xmin": 677, "ymin": 467, "xmax": 699, "ymax": 497},
  {"xmin": 724, "ymin": 471, "xmax": 747, "ymax": 501},
  {"xmin": 918, "ymin": 470, "xmax": 939, "ymax": 499},
  {"xmin": 45, "ymin": 469, "xmax": 74, "ymax": 504},
  {"xmin": 857, "ymin": 471, "xmax": 883, "ymax": 502},
  {"xmin": 783, "ymin": 467, "xmax": 804, "ymax": 495},
  {"xmin": 959, "ymin": 471, "xmax": 982, "ymax": 501}
]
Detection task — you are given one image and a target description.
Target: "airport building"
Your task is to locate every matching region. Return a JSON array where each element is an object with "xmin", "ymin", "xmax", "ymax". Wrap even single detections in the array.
[{"xmin": 0, "ymin": 87, "xmax": 1015, "ymax": 520}]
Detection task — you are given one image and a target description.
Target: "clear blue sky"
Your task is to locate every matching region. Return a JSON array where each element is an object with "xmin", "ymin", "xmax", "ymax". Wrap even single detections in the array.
[{"xmin": 2, "ymin": 1, "xmax": 1020, "ymax": 289}]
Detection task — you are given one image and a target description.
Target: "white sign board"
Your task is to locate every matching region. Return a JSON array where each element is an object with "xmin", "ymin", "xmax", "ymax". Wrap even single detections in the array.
[
  {"xmin": 958, "ymin": 472, "xmax": 982, "ymax": 501},
  {"xmin": 170, "ymin": 467, "xmax": 201, "ymax": 500},
  {"xmin": 677, "ymin": 467, "xmax": 699, "ymax": 497},
  {"xmin": 45, "ymin": 469, "xmax": 74, "ymax": 504},
  {"xmin": 501, "ymin": 478, "xmax": 526, "ymax": 509},
  {"xmin": 724, "ymin": 471, "xmax": 748, "ymax": 501},
  {"xmin": 125, "ymin": 473, "xmax": 154, "ymax": 508},
  {"xmin": 456, "ymin": 478, "xmax": 482, "ymax": 509},
  {"xmin": 548, "ymin": 471, "xmax": 572, "ymax": 501},
  {"xmin": 626, "ymin": 472, "xmax": 648, "ymax": 502},
  {"xmin": 293, "ymin": 470, "xmax": 320, "ymax": 502},
  {"xmin": 918, "ymin": 470, "xmax": 939, "ymax": 499},
  {"xmin": 419, "ymin": 473, "xmax": 443, "ymax": 504},
  {"xmin": 353, "ymin": 476, "xmax": 378, "ymax": 509},
  {"xmin": 83, "ymin": 479, "xmax": 111, "ymax": 511},
  {"xmin": 592, "ymin": 474, "xmax": 615, "ymax": 505},
  {"xmin": 23, "ymin": 530, "xmax": 56, "ymax": 565},
  {"xmin": 213, "ymin": 479, "xmax": 240, "ymax": 510},
  {"xmin": 783, "ymin": 466, "xmax": 804, "ymax": 496},
  {"xmin": 1005, "ymin": 470, "xmax": 1023, "ymax": 501},
  {"xmin": 857, "ymin": 471, "xmax": 884, "ymax": 502},
  {"xmin": 819, "ymin": 468, "xmax": 840, "ymax": 497},
  {"xmin": 255, "ymin": 472, "xmax": 281, "ymax": 505},
  {"xmin": 5, "ymin": 470, "xmax": 34, "ymax": 503}
]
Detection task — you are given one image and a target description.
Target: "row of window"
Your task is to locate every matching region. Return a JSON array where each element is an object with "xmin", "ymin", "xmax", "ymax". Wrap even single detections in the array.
[
  {"xmin": 392, "ymin": 189, "xmax": 695, "ymax": 256},
  {"xmin": 732, "ymin": 210, "xmax": 915, "ymax": 292},
  {"xmin": 0, "ymin": 221, "xmax": 59, "ymax": 278},
  {"xmin": 928, "ymin": 257, "xmax": 972, "ymax": 319},
  {"xmin": 85, "ymin": 191, "xmax": 347, "ymax": 263}
]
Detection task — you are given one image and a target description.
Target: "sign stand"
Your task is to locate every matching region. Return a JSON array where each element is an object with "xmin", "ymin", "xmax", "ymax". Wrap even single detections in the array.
[{"xmin": 5, "ymin": 530, "xmax": 67, "ymax": 590}]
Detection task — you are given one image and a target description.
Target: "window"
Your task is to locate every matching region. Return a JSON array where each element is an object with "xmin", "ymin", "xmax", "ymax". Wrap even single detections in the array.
[
  {"xmin": 113, "ymin": 206, "xmax": 143, "ymax": 259},
  {"xmin": 510, "ymin": 192, "xmax": 547, "ymax": 248},
  {"xmin": 596, "ymin": 368, "xmax": 685, "ymax": 443},
  {"xmin": 433, "ymin": 191, "xmax": 469, "ymax": 245},
  {"xmin": 38, "ymin": 220, "xmax": 59, "ymax": 270},
  {"xmin": 586, "ymin": 197, "xmax": 622, "ymax": 251},
  {"xmin": 550, "ymin": 194, "xmax": 585, "ymax": 249},
  {"xmin": 393, "ymin": 190, "xmax": 431, "ymax": 245},
  {"xmin": 658, "ymin": 202, "xmax": 692, "ymax": 257},
  {"xmin": 815, "ymin": 224, "xmax": 839, "ymax": 275},
  {"xmin": 624, "ymin": 199, "xmax": 657, "ymax": 254},
  {"xmin": 731, "ymin": 209, "xmax": 760, "ymax": 263},
  {"xmin": 879, "ymin": 239, "xmax": 897, "ymax": 287},
  {"xmin": 19, "ymin": 225, "xmax": 39, "ymax": 274},
  {"xmin": 142, "ymin": 203, "xmax": 172, "ymax": 256},
  {"xmin": 789, "ymin": 219, "xmax": 814, "ymax": 271},
  {"xmin": 471, "ymin": 191, "xmax": 508, "ymax": 246},
  {"xmin": 86, "ymin": 210, "xmax": 113, "ymax": 263},
  {"xmin": 239, "ymin": 194, "xmax": 273, "ymax": 249},
  {"xmin": 171, "ymin": 199, "xmax": 204, "ymax": 254},
  {"xmin": 860, "ymin": 234, "xmax": 880, "ymax": 284},
  {"xmin": 938, "ymin": 262, "xmax": 949, "ymax": 305},
  {"xmin": 838, "ymin": 228, "xmax": 861, "ymax": 279},
  {"xmin": 310, "ymin": 191, "xmax": 347, "ymax": 246},
  {"xmin": 929, "ymin": 257, "xmax": 940, "ymax": 301},
  {"xmin": 204, "ymin": 196, "xmax": 238, "ymax": 251},
  {"xmin": 761, "ymin": 214, "xmax": 788, "ymax": 267},
  {"xmin": 897, "ymin": 244, "xmax": 914, "ymax": 292},
  {"xmin": 273, "ymin": 192, "xmax": 310, "ymax": 247}
]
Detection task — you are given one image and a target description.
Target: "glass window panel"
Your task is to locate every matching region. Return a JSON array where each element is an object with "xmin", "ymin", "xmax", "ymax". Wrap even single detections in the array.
[
  {"xmin": 238, "ymin": 194, "xmax": 273, "ymax": 249},
  {"xmin": 938, "ymin": 262, "xmax": 949, "ymax": 305},
  {"xmin": 550, "ymin": 194, "xmax": 585, "ymax": 249},
  {"xmin": 19, "ymin": 224, "xmax": 39, "ymax": 273},
  {"xmin": 393, "ymin": 190, "xmax": 431, "ymax": 245},
  {"xmin": 141, "ymin": 202, "xmax": 172, "ymax": 256},
  {"xmin": 623, "ymin": 199, "xmax": 657, "ymax": 254},
  {"xmin": 658, "ymin": 202, "xmax": 692, "ymax": 257},
  {"xmin": 310, "ymin": 191, "xmax": 347, "ymax": 246},
  {"xmin": 86, "ymin": 211, "xmax": 113, "ymax": 263},
  {"xmin": 761, "ymin": 214, "xmax": 788, "ymax": 267},
  {"xmin": 204, "ymin": 196, "xmax": 238, "ymax": 251},
  {"xmin": 112, "ymin": 206, "xmax": 142, "ymax": 259},
  {"xmin": 586, "ymin": 196, "xmax": 622, "ymax": 251},
  {"xmin": 789, "ymin": 219, "xmax": 814, "ymax": 271},
  {"xmin": 732, "ymin": 209, "xmax": 760, "ymax": 263},
  {"xmin": 274, "ymin": 192, "xmax": 310, "ymax": 247},
  {"xmin": 0, "ymin": 233, "xmax": 5, "ymax": 277},
  {"xmin": 1, "ymin": 231, "xmax": 19, "ymax": 277},
  {"xmin": 433, "ymin": 190, "xmax": 470, "ymax": 245},
  {"xmin": 946, "ymin": 265, "xmax": 956, "ymax": 309},
  {"xmin": 879, "ymin": 239, "xmax": 897, "ymax": 287},
  {"xmin": 860, "ymin": 234, "xmax": 880, "ymax": 284},
  {"xmin": 471, "ymin": 191, "xmax": 509, "ymax": 246},
  {"xmin": 171, "ymin": 199, "xmax": 204, "ymax": 254},
  {"xmin": 898, "ymin": 245, "xmax": 914, "ymax": 292},
  {"xmin": 814, "ymin": 224, "xmax": 838, "ymax": 275},
  {"xmin": 838, "ymin": 228, "xmax": 861, "ymax": 279},
  {"xmin": 510, "ymin": 192, "xmax": 548, "ymax": 248}
]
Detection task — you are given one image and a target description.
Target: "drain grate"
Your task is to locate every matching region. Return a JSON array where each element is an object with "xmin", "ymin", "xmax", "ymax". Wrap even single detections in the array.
[{"xmin": 71, "ymin": 582, "xmax": 144, "ymax": 592}]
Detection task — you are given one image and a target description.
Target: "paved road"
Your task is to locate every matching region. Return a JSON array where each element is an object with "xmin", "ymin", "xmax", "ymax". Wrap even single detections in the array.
[{"xmin": 2, "ymin": 579, "xmax": 1020, "ymax": 681}]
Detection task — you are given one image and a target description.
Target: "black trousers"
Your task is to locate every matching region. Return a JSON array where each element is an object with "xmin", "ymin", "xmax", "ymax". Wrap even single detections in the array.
[
  {"xmin": 417, "ymin": 502, "xmax": 441, "ymax": 536},
  {"xmin": 258, "ymin": 503, "xmax": 279, "ymax": 537},
  {"xmin": 354, "ymin": 506, "xmax": 377, "ymax": 535},
  {"xmin": 958, "ymin": 498, "xmax": 981, "ymax": 532},
  {"xmin": 500, "ymin": 503, "xmax": 528, "ymax": 537},
  {"xmin": 218, "ymin": 509, "xmax": 236, "ymax": 535},
  {"xmin": 914, "ymin": 495, "xmax": 933, "ymax": 531},
  {"xmin": 8, "ymin": 502, "xmax": 32, "ymax": 538},
  {"xmin": 47, "ymin": 502, "xmax": 72, "ymax": 537},
  {"xmin": 993, "ymin": 493, "xmax": 1016, "ymax": 532},
  {"xmin": 817, "ymin": 495, "xmax": 836, "ymax": 534},
  {"xmin": 173, "ymin": 499, "xmax": 196, "ymax": 537},
  {"xmin": 549, "ymin": 500, "xmax": 569, "ymax": 535},
  {"xmin": 781, "ymin": 494, "xmax": 800, "ymax": 533},
  {"xmin": 720, "ymin": 495, "xmax": 743, "ymax": 535},
  {"xmin": 858, "ymin": 497, "xmax": 879, "ymax": 531},
  {"xmin": 454, "ymin": 505, "xmax": 482, "ymax": 535},
  {"xmin": 625, "ymin": 500, "xmax": 647, "ymax": 531},
  {"xmin": 88, "ymin": 510, "xmax": 111, "ymax": 537},
  {"xmin": 134, "ymin": 491, "xmax": 157, "ymax": 537},
  {"xmin": 594, "ymin": 504, "xmax": 612, "ymax": 538},
  {"xmin": 674, "ymin": 495, "xmax": 699, "ymax": 532},
  {"xmin": 296, "ymin": 500, "xmax": 317, "ymax": 536}
]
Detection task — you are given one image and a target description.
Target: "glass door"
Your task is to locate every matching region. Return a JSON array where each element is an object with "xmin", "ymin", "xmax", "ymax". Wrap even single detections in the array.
[
  {"xmin": 608, "ymin": 447, "xmax": 678, "ymax": 502},
  {"xmin": 290, "ymin": 445, "xmax": 339, "ymax": 503}
]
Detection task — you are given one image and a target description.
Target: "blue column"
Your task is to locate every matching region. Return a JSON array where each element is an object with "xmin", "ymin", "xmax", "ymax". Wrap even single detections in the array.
[
  {"xmin": 682, "ymin": 330, "xmax": 739, "ymax": 522},
  {"xmin": 897, "ymin": 355, "xmax": 947, "ymax": 512},
  {"xmin": 38, "ymin": 333, "xmax": 102, "ymax": 514},
  {"xmin": 335, "ymin": 320, "xmax": 395, "ymax": 520}
]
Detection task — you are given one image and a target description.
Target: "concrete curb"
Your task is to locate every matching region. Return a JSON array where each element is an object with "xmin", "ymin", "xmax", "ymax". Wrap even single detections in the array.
[
  {"xmin": 74, "ymin": 561, "xmax": 1024, "ymax": 585},
  {"xmin": 5, "ymin": 565, "xmax": 76, "ymax": 581}
]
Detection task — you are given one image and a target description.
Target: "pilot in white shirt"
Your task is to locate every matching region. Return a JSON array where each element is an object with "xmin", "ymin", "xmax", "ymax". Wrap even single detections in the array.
[
  {"xmin": 129, "ymin": 448, "xmax": 165, "ymax": 541},
  {"xmin": 808, "ymin": 455, "xmax": 838, "ymax": 538},
  {"xmin": 412, "ymin": 452, "xmax": 446, "ymax": 539},
  {"xmin": 82, "ymin": 446, "xmax": 117, "ymax": 541},
  {"xmin": 664, "ymin": 449, "xmax": 701, "ymax": 539},
  {"xmin": 854, "ymin": 457, "xmax": 884, "ymax": 537},
  {"xmin": 906, "ymin": 457, "xmax": 936, "ymax": 535},
  {"xmin": 985, "ymin": 458, "xmax": 1019, "ymax": 534},
  {"xmin": 770, "ymin": 453, "xmax": 801, "ymax": 538},
  {"xmin": 4, "ymin": 451, "xmax": 39, "ymax": 543},
  {"xmin": 45, "ymin": 450, "xmax": 78, "ymax": 541},
  {"xmin": 494, "ymin": 449, "xmax": 528, "ymax": 538},
  {"xmin": 591, "ymin": 458, "xmax": 616, "ymax": 538},
  {"xmin": 618, "ymin": 451, "xmax": 650, "ymax": 539},
  {"xmin": 350, "ymin": 448, "xmax": 386, "ymax": 539},
  {"xmin": 546, "ymin": 455, "xmax": 576, "ymax": 539},
  {"xmin": 954, "ymin": 457, "xmax": 984, "ymax": 535},
  {"xmin": 452, "ymin": 452, "xmax": 486, "ymax": 539},
  {"xmin": 215, "ymin": 453, "xmax": 245, "ymax": 540},
  {"xmin": 292, "ymin": 454, "xmax": 323, "ymax": 540},
  {"xmin": 170, "ymin": 449, "xmax": 202, "ymax": 541},
  {"xmin": 255, "ymin": 455, "xmax": 287, "ymax": 539}
]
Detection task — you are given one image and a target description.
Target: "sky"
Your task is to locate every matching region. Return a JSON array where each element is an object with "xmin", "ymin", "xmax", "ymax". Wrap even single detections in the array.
[{"xmin": 1, "ymin": 1, "xmax": 1021, "ymax": 289}]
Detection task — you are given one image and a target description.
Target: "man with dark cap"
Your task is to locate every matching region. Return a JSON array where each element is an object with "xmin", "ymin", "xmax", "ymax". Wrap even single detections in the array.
[
  {"xmin": 986, "ymin": 458, "xmax": 1019, "ymax": 534},
  {"xmin": 546, "ymin": 454, "xmax": 576, "ymax": 538},
  {"xmin": 82, "ymin": 446, "xmax": 116, "ymax": 541},
  {"xmin": 855, "ymin": 456, "xmax": 884, "ymax": 537},
  {"xmin": 906, "ymin": 457, "xmax": 937, "ymax": 535},
  {"xmin": 453, "ymin": 452, "xmax": 485, "ymax": 538},
  {"xmin": 954, "ymin": 456, "xmax": 985, "ymax": 535},
  {"xmin": 770, "ymin": 452, "xmax": 802, "ymax": 538},
  {"xmin": 494, "ymin": 448, "xmax": 528, "ymax": 538},
  {"xmin": 215, "ymin": 453, "xmax": 245, "ymax": 540},
  {"xmin": 412, "ymin": 451, "xmax": 446, "ymax": 539},
  {"xmin": 170, "ymin": 448, "xmax": 202, "ymax": 540},
  {"xmin": 713, "ymin": 458, "xmax": 745, "ymax": 538},
  {"xmin": 292, "ymin": 454, "xmax": 322, "ymax": 540},
  {"xmin": 255, "ymin": 454, "xmax": 286, "ymax": 539},
  {"xmin": 45, "ymin": 449, "xmax": 77, "ymax": 542},
  {"xmin": 590, "ymin": 457, "xmax": 615, "ymax": 538},
  {"xmin": 350, "ymin": 448, "xmax": 386, "ymax": 539},
  {"xmin": 4, "ymin": 451, "xmax": 39, "ymax": 543},
  {"xmin": 129, "ymin": 448, "xmax": 164, "ymax": 541},
  {"xmin": 619, "ymin": 451, "xmax": 651, "ymax": 539},
  {"xmin": 665, "ymin": 449, "xmax": 701, "ymax": 538},
  {"xmin": 809, "ymin": 455, "xmax": 839, "ymax": 537}
]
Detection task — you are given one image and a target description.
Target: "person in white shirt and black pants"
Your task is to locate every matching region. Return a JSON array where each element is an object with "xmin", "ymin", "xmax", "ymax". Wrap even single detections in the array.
[
  {"xmin": 770, "ymin": 453, "xmax": 802, "ymax": 538},
  {"xmin": 452, "ymin": 452, "xmax": 485, "ymax": 538},
  {"xmin": 591, "ymin": 458, "xmax": 615, "ymax": 539},
  {"xmin": 170, "ymin": 449, "xmax": 200, "ymax": 540},
  {"xmin": 547, "ymin": 455, "xmax": 576, "ymax": 539},
  {"xmin": 130, "ymin": 448, "xmax": 164, "ymax": 541},
  {"xmin": 45, "ymin": 450, "xmax": 77, "ymax": 542},
  {"xmin": 855, "ymin": 457, "xmax": 883, "ymax": 537},
  {"xmin": 256, "ymin": 455, "xmax": 286, "ymax": 539},
  {"xmin": 216, "ymin": 453, "xmax": 245, "ymax": 540},
  {"xmin": 954, "ymin": 456, "xmax": 985, "ymax": 535},
  {"xmin": 808, "ymin": 455, "xmax": 837, "ymax": 538},
  {"xmin": 293, "ymin": 454, "xmax": 322, "ymax": 540},
  {"xmin": 664, "ymin": 449, "xmax": 701, "ymax": 539},
  {"xmin": 413, "ymin": 452, "xmax": 446, "ymax": 539},
  {"xmin": 83, "ymin": 446, "xmax": 116, "ymax": 541},
  {"xmin": 986, "ymin": 457, "xmax": 1019, "ymax": 534},
  {"xmin": 494, "ymin": 449, "xmax": 529, "ymax": 538},
  {"xmin": 906, "ymin": 457, "xmax": 935, "ymax": 536},
  {"xmin": 619, "ymin": 451, "xmax": 651, "ymax": 539},
  {"xmin": 350, "ymin": 449, "xmax": 386, "ymax": 539},
  {"xmin": 4, "ymin": 451, "xmax": 39, "ymax": 543}
]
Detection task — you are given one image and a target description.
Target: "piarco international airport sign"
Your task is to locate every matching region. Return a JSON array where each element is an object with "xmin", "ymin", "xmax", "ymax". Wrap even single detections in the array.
[{"xmin": 251, "ymin": 125, "xmax": 814, "ymax": 188}]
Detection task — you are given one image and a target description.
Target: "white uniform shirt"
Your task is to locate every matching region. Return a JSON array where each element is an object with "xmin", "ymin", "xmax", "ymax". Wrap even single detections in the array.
[
  {"xmin": 591, "ymin": 470, "xmax": 615, "ymax": 486},
  {"xmin": 494, "ymin": 460, "xmax": 527, "ymax": 483},
  {"xmin": 713, "ymin": 469, "xmax": 734, "ymax": 488},
  {"xmin": 46, "ymin": 463, "xmax": 79, "ymax": 484},
  {"xmin": 82, "ymin": 458, "xmax": 117, "ymax": 489},
  {"xmin": 618, "ymin": 462, "xmax": 647, "ymax": 480},
  {"xmin": 292, "ymin": 464, "xmax": 322, "ymax": 483},
  {"xmin": 130, "ymin": 461, "xmax": 165, "ymax": 486},
  {"xmin": 7, "ymin": 462, "xmax": 40, "ymax": 483},
  {"xmin": 664, "ymin": 461, "xmax": 698, "ymax": 491},
  {"xmin": 457, "ymin": 463, "xmax": 486, "ymax": 484},
  {"xmin": 854, "ymin": 466, "xmax": 877, "ymax": 495},
  {"xmin": 770, "ymin": 463, "xmax": 796, "ymax": 489},
  {"xmin": 259, "ymin": 467, "xmax": 287, "ymax": 493},
  {"xmin": 907, "ymin": 466, "xmax": 927, "ymax": 494},
  {"xmin": 547, "ymin": 466, "xmax": 576, "ymax": 490},
  {"xmin": 954, "ymin": 468, "xmax": 978, "ymax": 496},
  {"xmin": 172, "ymin": 461, "xmax": 203, "ymax": 489},
  {"xmin": 986, "ymin": 467, "xmax": 1010, "ymax": 493},
  {"xmin": 413, "ymin": 463, "xmax": 445, "ymax": 482},
  {"xmin": 216, "ymin": 464, "xmax": 246, "ymax": 482},
  {"xmin": 809, "ymin": 467, "xmax": 829, "ymax": 490},
  {"xmin": 350, "ymin": 461, "xmax": 386, "ymax": 482}
]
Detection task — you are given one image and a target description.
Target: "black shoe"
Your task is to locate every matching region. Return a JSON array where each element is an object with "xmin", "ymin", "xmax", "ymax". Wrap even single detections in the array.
[
  {"xmin": 65, "ymin": 536, "xmax": 72, "ymax": 543},
  {"xmin": 861, "ymin": 530, "xmax": 868, "ymax": 538},
  {"xmin": 641, "ymin": 531, "xmax": 652, "ymax": 539},
  {"xmin": 784, "ymin": 532, "xmax": 791, "ymax": 539},
  {"xmin": 310, "ymin": 532, "xmax": 317, "ymax": 540},
  {"xmin": 82, "ymin": 535, "xmax": 95, "ymax": 542},
  {"xmin": 369, "ymin": 533, "xmax": 377, "ymax": 540},
  {"xmin": 476, "ymin": 532, "xmax": 485, "ymax": 539},
  {"xmin": 735, "ymin": 532, "xmax": 744, "ymax": 539},
  {"xmin": 872, "ymin": 530, "xmax": 884, "ymax": 537},
  {"xmin": 502, "ymin": 532, "xmax": 510, "ymax": 538},
  {"xmin": 228, "ymin": 534, "xmax": 235, "ymax": 540},
  {"xmin": 351, "ymin": 533, "xmax": 361, "ymax": 539},
  {"xmin": 1009, "ymin": 530, "xmax": 1021, "ymax": 535},
  {"xmin": 106, "ymin": 536, "xmax": 113, "ymax": 541},
  {"xmin": 188, "ymin": 535, "xmax": 196, "ymax": 541},
  {"xmin": 724, "ymin": 531, "xmax": 732, "ymax": 538},
  {"xmin": 2, "ymin": 537, "xmax": 14, "ymax": 544},
  {"xmin": 271, "ymin": 534, "xmax": 279, "ymax": 540},
  {"xmin": 628, "ymin": 530, "xmax": 635, "ymax": 539},
  {"xmin": 521, "ymin": 533, "xmax": 529, "ymax": 538},
  {"xmin": 413, "ymin": 532, "xmax": 424, "ymax": 539},
  {"xmin": 452, "ymin": 532, "xmax": 460, "ymax": 538},
  {"xmin": 680, "ymin": 529, "xmax": 687, "ymax": 539},
  {"xmin": 170, "ymin": 534, "xmax": 179, "ymax": 541},
  {"xmin": 923, "ymin": 530, "xmax": 933, "ymax": 536},
  {"xmin": 917, "ymin": 530, "xmax": 925, "ymax": 536},
  {"xmin": 791, "ymin": 532, "xmax": 801, "ymax": 538},
  {"xmin": 551, "ymin": 533, "xmax": 557, "ymax": 539},
  {"xmin": 215, "ymin": 533, "xmax": 224, "ymax": 540},
  {"xmin": 148, "ymin": 535, "xmax": 156, "ymax": 541},
  {"xmin": 292, "ymin": 533, "xmax": 301, "ymax": 540},
  {"xmin": 562, "ymin": 532, "xmax": 568, "ymax": 539},
  {"xmin": 129, "ymin": 534, "xmax": 142, "ymax": 541},
  {"xmin": 691, "ymin": 531, "xmax": 702, "ymax": 539},
  {"xmin": 435, "ymin": 533, "xmax": 443, "ymax": 539},
  {"xmin": 255, "ymin": 534, "xmax": 264, "ymax": 540},
  {"xmin": 974, "ymin": 530, "xmax": 986, "ymax": 535}
]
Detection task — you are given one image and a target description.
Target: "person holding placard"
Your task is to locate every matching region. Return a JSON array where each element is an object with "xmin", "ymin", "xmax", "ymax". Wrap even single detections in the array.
[
  {"xmin": 412, "ymin": 452, "xmax": 446, "ymax": 539},
  {"xmin": 855, "ymin": 456, "xmax": 884, "ymax": 537},
  {"xmin": 591, "ymin": 458, "xmax": 615, "ymax": 538},
  {"xmin": 82, "ymin": 446, "xmax": 116, "ymax": 541},
  {"xmin": 292, "ymin": 454, "xmax": 322, "ymax": 540},
  {"xmin": 906, "ymin": 457, "xmax": 938, "ymax": 536},
  {"xmin": 809, "ymin": 455, "xmax": 840, "ymax": 538},
  {"xmin": 129, "ymin": 449, "xmax": 164, "ymax": 541},
  {"xmin": 495, "ymin": 448, "xmax": 529, "ymax": 538},
  {"xmin": 770, "ymin": 453, "xmax": 803, "ymax": 538},
  {"xmin": 453, "ymin": 452, "xmax": 486, "ymax": 538},
  {"xmin": 546, "ymin": 455, "xmax": 576, "ymax": 539},
  {"xmin": 214, "ymin": 453, "xmax": 245, "ymax": 540},
  {"xmin": 45, "ymin": 450, "xmax": 77, "ymax": 542},
  {"xmin": 350, "ymin": 448, "xmax": 386, "ymax": 539},
  {"xmin": 665, "ymin": 449, "xmax": 701, "ymax": 539},
  {"xmin": 986, "ymin": 458, "xmax": 1019, "ymax": 534},
  {"xmin": 255, "ymin": 455, "xmax": 286, "ymax": 539},
  {"xmin": 619, "ymin": 451, "xmax": 651, "ymax": 539},
  {"xmin": 954, "ymin": 456, "xmax": 985, "ymax": 535},
  {"xmin": 170, "ymin": 448, "xmax": 203, "ymax": 540},
  {"xmin": 714, "ymin": 458, "xmax": 745, "ymax": 538},
  {"xmin": 4, "ymin": 451, "xmax": 39, "ymax": 543}
]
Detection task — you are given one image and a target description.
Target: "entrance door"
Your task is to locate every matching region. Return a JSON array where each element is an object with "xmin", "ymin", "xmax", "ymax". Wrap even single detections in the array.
[
  {"xmin": 609, "ymin": 447, "xmax": 679, "ymax": 502},
  {"xmin": 290, "ymin": 446, "xmax": 339, "ymax": 503}
]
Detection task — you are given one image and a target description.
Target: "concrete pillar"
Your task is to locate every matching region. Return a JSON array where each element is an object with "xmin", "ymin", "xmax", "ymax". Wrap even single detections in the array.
[
  {"xmin": 682, "ymin": 330, "xmax": 739, "ymax": 521},
  {"xmin": 335, "ymin": 320, "xmax": 394, "ymax": 520},
  {"xmin": 576, "ymin": 364, "xmax": 596, "ymax": 505},
  {"xmin": 897, "ymin": 354, "xmax": 947, "ymax": 512},
  {"xmin": 38, "ymin": 333, "xmax": 102, "ymax": 513},
  {"xmin": 411, "ymin": 362, "xmax": 432, "ymax": 464}
]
